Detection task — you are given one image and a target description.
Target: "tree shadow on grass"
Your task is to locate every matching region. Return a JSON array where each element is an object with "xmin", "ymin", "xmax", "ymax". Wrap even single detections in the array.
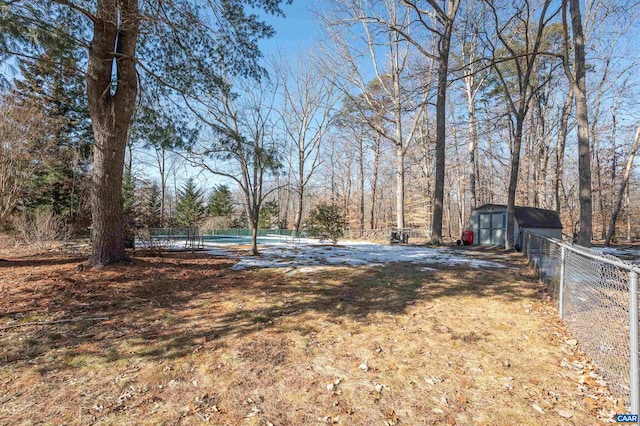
[
  {"xmin": 0, "ymin": 250, "xmax": 540, "ymax": 371},
  {"xmin": 0, "ymin": 255, "xmax": 86, "ymax": 268}
]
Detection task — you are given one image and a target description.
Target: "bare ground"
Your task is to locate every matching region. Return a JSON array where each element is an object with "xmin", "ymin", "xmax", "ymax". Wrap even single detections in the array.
[{"xmin": 0, "ymin": 244, "xmax": 621, "ymax": 425}]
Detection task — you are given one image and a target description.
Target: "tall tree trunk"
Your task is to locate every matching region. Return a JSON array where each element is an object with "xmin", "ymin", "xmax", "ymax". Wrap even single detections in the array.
[
  {"xmin": 282, "ymin": 142, "xmax": 294, "ymax": 228},
  {"xmin": 506, "ymin": 118, "xmax": 524, "ymax": 250},
  {"xmin": 595, "ymin": 147, "xmax": 605, "ymax": 239},
  {"xmin": 532, "ymin": 98, "xmax": 550, "ymax": 209},
  {"xmin": 430, "ymin": 2, "xmax": 458, "ymax": 244},
  {"xmin": 569, "ymin": 0, "xmax": 593, "ymax": 247},
  {"xmin": 446, "ymin": 192, "xmax": 452, "ymax": 238},
  {"xmin": 537, "ymin": 98, "xmax": 551, "ymax": 209},
  {"xmin": 456, "ymin": 154, "xmax": 465, "ymax": 232},
  {"xmin": 359, "ymin": 135, "xmax": 365, "ymax": 237},
  {"xmin": 457, "ymin": 175, "xmax": 464, "ymax": 232},
  {"xmin": 330, "ymin": 146, "xmax": 336, "ymax": 203},
  {"xmin": 589, "ymin": 59, "xmax": 609, "ymax": 240},
  {"xmin": 392, "ymin": 54, "xmax": 405, "ymax": 231},
  {"xmin": 451, "ymin": 120, "xmax": 464, "ymax": 231},
  {"xmin": 626, "ymin": 183, "xmax": 631, "ymax": 241},
  {"xmin": 466, "ymin": 78, "xmax": 478, "ymax": 212},
  {"xmin": 487, "ymin": 131, "xmax": 495, "ymax": 204},
  {"xmin": 282, "ymin": 183, "xmax": 291, "ymax": 229},
  {"xmin": 526, "ymin": 112, "xmax": 534, "ymax": 206},
  {"xmin": 487, "ymin": 0, "xmax": 552, "ymax": 248},
  {"xmin": 294, "ymin": 190, "xmax": 304, "ymax": 234},
  {"xmin": 605, "ymin": 124, "xmax": 640, "ymax": 246},
  {"xmin": 477, "ymin": 139, "xmax": 484, "ymax": 204},
  {"xmin": 294, "ymin": 148, "xmax": 305, "ymax": 232},
  {"xmin": 555, "ymin": 90, "xmax": 573, "ymax": 213},
  {"xmin": 345, "ymin": 158, "xmax": 352, "ymax": 226},
  {"xmin": 87, "ymin": 0, "xmax": 139, "ymax": 265},
  {"xmin": 610, "ymin": 101, "xmax": 618, "ymax": 230},
  {"xmin": 395, "ymin": 145, "xmax": 405, "ymax": 230},
  {"xmin": 246, "ymin": 182, "xmax": 260, "ymax": 255},
  {"xmin": 157, "ymin": 148, "xmax": 167, "ymax": 227},
  {"xmin": 247, "ymin": 202, "xmax": 259, "ymax": 255},
  {"xmin": 370, "ymin": 137, "xmax": 380, "ymax": 230}
]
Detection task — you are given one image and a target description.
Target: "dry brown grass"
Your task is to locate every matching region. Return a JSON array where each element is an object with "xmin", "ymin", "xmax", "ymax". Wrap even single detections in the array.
[{"xmin": 0, "ymin": 246, "xmax": 616, "ymax": 425}]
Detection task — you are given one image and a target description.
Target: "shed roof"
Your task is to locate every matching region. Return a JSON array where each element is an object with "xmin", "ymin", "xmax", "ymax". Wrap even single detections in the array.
[{"xmin": 474, "ymin": 204, "xmax": 563, "ymax": 229}]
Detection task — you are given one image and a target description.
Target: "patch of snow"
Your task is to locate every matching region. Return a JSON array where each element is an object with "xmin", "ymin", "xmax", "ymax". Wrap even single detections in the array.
[
  {"xmin": 591, "ymin": 246, "xmax": 640, "ymax": 264},
  {"xmin": 205, "ymin": 247, "xmax": 240, "ymax": 258},
  {"xmin": 285, "ymin": 266, "xmax": 337, "ymax": 275},
  {"xmin": 592, "ymin": 246, "xmax": 627, "ymax": 255},
  {"xmin": 209, "ymin": 241, "xmax": 507, "ymax": 272}
]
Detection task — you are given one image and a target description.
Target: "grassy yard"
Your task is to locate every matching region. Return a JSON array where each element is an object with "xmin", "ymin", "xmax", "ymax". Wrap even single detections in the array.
[{"xmin": 0, "ymin": 246, "xmax": 619, "ymax": 425}]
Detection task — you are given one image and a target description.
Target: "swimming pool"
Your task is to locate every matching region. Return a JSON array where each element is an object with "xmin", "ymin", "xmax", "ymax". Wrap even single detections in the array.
[
  {"xmin": 201, "ymin": 235, "xmax": 297, "ymax": 244},
  {"xmin": 142, "ymin": 229, "xmax": 303, "ymax": 248}
]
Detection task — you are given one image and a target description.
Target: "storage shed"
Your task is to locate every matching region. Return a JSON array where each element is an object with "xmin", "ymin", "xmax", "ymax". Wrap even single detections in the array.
[{"xmin": 468, "ymin": 204, "xmax": 563, "ymax": 247}]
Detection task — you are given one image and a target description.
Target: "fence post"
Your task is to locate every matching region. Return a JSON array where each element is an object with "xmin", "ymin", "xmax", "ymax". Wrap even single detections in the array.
[
  {"xmin": 559, "ymin": 246, "xmax": 566, "ymax": 319},
  {"xmin": 538, "ymin": 237, "xmax": 543, "ymax": 278},
  {"xmin": 630, "ymin": 270, "xmax": 639, "ymax": 418}
]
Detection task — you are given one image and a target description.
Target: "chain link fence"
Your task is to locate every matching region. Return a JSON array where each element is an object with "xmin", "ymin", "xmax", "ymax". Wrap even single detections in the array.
[
  {"xmin": 522, "ymin": 231, "xmax": 639, "ymax": 413},
  {"xmin": 138, "ymin": 228, "xmax": 303, "ymax": 249},
  {"xmin": 342, "ymin": 227, "xmax": 433, "ymax": 242}
]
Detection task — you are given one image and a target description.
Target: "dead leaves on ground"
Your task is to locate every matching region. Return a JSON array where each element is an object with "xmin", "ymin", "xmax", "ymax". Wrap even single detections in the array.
[{"xmin": 0, "ymin": 250, "xmax": 620, "ymax": 425}]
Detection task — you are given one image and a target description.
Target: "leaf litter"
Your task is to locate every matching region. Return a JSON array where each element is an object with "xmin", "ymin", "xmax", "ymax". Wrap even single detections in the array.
[{"xmin": 0, "ymin": 245, "xmax": 619, "ymax": 424}]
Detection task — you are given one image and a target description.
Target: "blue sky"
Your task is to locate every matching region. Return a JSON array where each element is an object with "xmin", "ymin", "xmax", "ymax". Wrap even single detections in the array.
[
  {"xmin": 138, "ymin": 3, "xmax": 325, "ymax": 192},
  {"xmin": 258, "ymin": 1, "xmax": 321, "ymax": 55}
]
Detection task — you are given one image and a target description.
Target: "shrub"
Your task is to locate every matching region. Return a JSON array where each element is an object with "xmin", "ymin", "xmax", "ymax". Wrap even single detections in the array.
[
  {"xmin": 305, "ymin": 202, "xmax": 346, "ymax": 245},
  {"xmin": 13, "ymin": 208, "xmax": 67, "ymax": 249},
  {"xmin": 200, "ymin": 216, "xmax": 234, "ymax": 231},
  {"xmin": 135, "ymin": 227, "xmax": 172, "ymax": 255}
]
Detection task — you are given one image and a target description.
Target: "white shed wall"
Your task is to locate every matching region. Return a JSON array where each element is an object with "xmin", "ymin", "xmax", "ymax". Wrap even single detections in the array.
[
  {"xmin": 519, "ymin": 227, "xmax": 562, "ymax": 240},
  {"xmin": 469, "ymin": 206, "xmax": 507, "ymax": 245}
]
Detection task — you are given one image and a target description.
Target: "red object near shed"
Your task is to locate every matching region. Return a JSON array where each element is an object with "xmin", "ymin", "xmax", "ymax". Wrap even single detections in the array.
[{"xmin": 457, "ymin": 229, "xmax": 474, "ymax": 246}]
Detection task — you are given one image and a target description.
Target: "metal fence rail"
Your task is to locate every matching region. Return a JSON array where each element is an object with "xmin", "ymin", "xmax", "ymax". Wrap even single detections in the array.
[
  {"xmin": 139, "ymin": 228, "xmax": 302, "ymax": 248},
  {"xmin": 522, "ymin": 231, "xmax": 639, "ymax": 414},
  {"xmin": 149, "ymin": 228, "xmax": 299, "ymax": 238}
]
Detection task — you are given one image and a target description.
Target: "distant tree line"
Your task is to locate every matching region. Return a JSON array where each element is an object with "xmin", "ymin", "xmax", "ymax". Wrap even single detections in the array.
[{"xmin": 1, "ymin": 0, "xmax": 639, "ymax": 261}]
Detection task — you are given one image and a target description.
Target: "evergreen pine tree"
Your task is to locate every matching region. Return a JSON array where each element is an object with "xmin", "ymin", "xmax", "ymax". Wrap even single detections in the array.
[
  {"xmin": 259, "ymin": 200, "xmax": 280, "ymax": 229},
  {"xmin": 176, "ymin": 178, "xmax": 206, "ymax": 228},
  {"xmin": 208, "ymin": 184, "xmax": 234, "ymax": 217},
  {"xmin": 123, "ymin": 171, "xmax": 136, "ymax": 218},
  {"xmin": 122, "ymin": 170, "xmax": 136, "ymax": 248},
  {"xmin": 146, "ymin": 183, "xmax": 162, "ymax": 229},
  {"xmin": 12, "ymin": 18, "xmax": 92, "ymax": 231}
]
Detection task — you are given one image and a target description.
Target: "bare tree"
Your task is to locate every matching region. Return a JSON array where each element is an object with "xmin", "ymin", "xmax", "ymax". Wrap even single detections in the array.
[
  {"xmin": 605, "ymin": 124, "xmax": 640, "ymax": 246},
  {"xmin": 0, "ymin": 97, "xmax": 53, "ymax": 227},
  {"xmin": 322, "ymin": 0, "xmax": 425, "ymax": 232},
  {"xmin": 188, "ymin": 78, "xmax": 283, "ymax": 255},
  {"xmin": 278, "ymin": 53, "xmax": 339, "ymax": 234},
  {"xmin": 350, "ymin": 0, "xmax": 460, "ymax": 242},
  {"xmin": 397, "ymin": 0, "xmax": 460, "ymax": 244},
  {"xmin": 554, "ymin": 89, "xmax": 573, "ymax": 214},
  {"xmin": 368, "ymin": 133, "xmax": 383, "ymax": 230},
  {"xmin": 561, "ymin": 0, "xmax": 592, "ymax": 246},
  {"xmin": 130, "ymin": 97, "xmax": 192, "ymax": 228},
  {"xmin": 454, "ymin": 3, "xmax": 488, "ymax": 215},
  {"xmin": 483, "ymin": 0, "xmax": 559, "ymax": 249}
]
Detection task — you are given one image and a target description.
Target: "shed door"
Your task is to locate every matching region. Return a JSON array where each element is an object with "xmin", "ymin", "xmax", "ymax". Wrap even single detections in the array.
[{"xmin": 478, "ymin": 212, "xmax": 505, "ymax": 246}]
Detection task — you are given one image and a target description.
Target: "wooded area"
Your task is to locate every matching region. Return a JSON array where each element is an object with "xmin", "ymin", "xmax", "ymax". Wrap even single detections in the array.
[{"xmin": 1, "ymin": 0, "xmax": 639, "ymax": 263}]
